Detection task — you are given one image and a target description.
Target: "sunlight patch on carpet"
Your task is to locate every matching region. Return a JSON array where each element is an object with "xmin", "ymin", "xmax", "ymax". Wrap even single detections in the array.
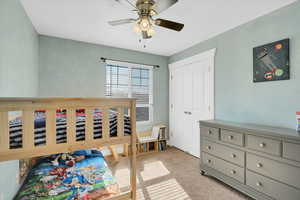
[
  {"xmin": 115, "ymin": 168, "xmax": 139, "ymax": 189},
  {"xmin": 146, "ymin": 178, "xmax": 191, "ymax": 200},
  {"xmin": 140, "ymin": 161, "xmax": 170, "ymax": 181}
]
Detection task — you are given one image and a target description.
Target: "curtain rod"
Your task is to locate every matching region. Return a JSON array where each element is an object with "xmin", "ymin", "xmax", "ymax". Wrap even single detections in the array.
[{"xmin": 100, "ymin": 57, "xmax": 160, "ymax": 68}]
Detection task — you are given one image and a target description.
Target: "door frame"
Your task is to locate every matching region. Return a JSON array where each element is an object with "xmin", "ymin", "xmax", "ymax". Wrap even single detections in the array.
[{"xmin": 168, "ymin": 48, "xmax": 216, "ymax": 147}]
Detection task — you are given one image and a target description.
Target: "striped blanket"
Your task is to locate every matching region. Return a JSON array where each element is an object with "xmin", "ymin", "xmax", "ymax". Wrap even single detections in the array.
[{"xmin": 9, "ymin": 110, "xmax": 131, "ymax": 149}]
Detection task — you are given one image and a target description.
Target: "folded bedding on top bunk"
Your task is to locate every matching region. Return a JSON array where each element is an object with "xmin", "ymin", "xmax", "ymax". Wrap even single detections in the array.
[
  {"xmin": 14, "ymin": 150, "xmax": 120, "ymax": 200},
  {"xmin": 9, "ymin": 109, "xmax": 131, "ymax": 149}
]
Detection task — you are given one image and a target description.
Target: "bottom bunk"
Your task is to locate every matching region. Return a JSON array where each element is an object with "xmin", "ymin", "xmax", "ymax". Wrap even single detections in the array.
[
  {"xmin": 0, "ymin": 98, "xmax": 137, "ymax": 200},
  {"xmin": 15, "ymin": 149, "xmax": 123, "ymax": 200}
]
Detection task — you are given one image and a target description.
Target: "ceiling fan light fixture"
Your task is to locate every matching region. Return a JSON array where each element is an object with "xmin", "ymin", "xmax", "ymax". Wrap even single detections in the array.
[
  {"xmin": 109, "ymin": 0, "xmax": 183, "ymax": 39},
  {"xmin": 134, "ymin": 18, "xmax": 156, "ymax": 37},
  {"xmin": 134, "ymin": 23, "xmax": 142, "ymax": 33},
  {"xmin": 139, "ymin": 17, "xmax": 151, "ymax": 31},
  {"xmin": 148, "ymin": 25, "xmax": 155, "ymax": 36}
]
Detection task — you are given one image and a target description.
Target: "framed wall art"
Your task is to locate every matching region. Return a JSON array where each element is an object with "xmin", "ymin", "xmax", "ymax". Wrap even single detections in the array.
[{"xmin": 253, "ymin": 39, "xmax": 290, "ymax": 82}]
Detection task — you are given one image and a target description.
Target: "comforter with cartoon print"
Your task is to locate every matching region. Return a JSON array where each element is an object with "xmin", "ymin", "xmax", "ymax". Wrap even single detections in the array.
[{"xmin": 14, "ymin": 151, "xmax": 119, "ymax": 200}]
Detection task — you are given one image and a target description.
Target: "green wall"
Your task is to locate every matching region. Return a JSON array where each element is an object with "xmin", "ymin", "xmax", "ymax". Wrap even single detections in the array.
[
  {"xmin": 39, "ymin": 35, "xmax": 169, "ymax": 131},
  {"xmin": 0, "ymin": 0, "xmax": 39, "ymax": 96},
  {"xmin": 0, "ymin": 0, "xmax": 39, "ymax": 199},
  {"xmin": 169, "ymin": 2, "xmax": 300, "ymax": 129}
]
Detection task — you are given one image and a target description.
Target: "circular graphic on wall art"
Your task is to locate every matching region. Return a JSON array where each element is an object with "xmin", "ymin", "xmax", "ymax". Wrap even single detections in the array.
[
  {"xmin": 275, "ymin": 43, "xmax": 283, "ymax": 50},
  {"xmin": 275, "ymin": 68, "xmax": 284, "ymax": 77}
]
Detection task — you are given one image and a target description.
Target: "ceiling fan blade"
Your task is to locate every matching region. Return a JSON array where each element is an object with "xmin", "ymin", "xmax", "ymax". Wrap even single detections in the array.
[
  {"xmin": 142, "ymin": 31, "xmax": 152, "ymax": 39},
  {"xmin": 108, "ymin": 18, "xmax": 137, "ymax": 26},
  {"xmin": 152, "ymin": 0, "xmax": 178, "ymax": 14},
  {"xmin": 155, "ymin": 18, "xmax": 184, "ymax": 31}
]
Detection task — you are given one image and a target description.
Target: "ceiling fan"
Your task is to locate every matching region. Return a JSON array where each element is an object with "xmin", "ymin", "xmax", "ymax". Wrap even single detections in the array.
[{"xmin": 108, "ymin": 0, "xmax": 184, "ymax": 39}]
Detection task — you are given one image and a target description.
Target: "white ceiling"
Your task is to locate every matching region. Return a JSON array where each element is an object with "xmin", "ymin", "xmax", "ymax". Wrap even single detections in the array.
[{"xmin": 21, "ymin": 0, "xmax": 296, "ymax": 56}]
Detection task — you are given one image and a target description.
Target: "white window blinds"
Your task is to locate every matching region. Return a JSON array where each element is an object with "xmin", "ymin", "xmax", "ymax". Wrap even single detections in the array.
[{"xmin": 105, "ymin": 60, "xmax": 153, "ymax": 122}]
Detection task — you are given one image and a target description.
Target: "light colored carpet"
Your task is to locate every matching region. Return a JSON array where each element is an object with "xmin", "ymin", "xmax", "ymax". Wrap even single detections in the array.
[{"xmin": 108, "ymin": 147, "xmax": 253, "ymax": 200}]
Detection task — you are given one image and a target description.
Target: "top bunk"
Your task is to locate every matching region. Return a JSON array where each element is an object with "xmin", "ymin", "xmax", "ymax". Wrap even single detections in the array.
[{"xmin": 0, "ymin": 97, "xmax": 137, "ymax": 162}]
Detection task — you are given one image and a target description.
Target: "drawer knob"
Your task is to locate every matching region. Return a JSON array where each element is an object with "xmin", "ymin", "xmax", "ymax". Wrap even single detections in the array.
[
  {"xmin": 207, "ymin": 146, "xmax": 211, "ymax": 150},
  {"xmin": 230, "ymin": 170, "xmax": 236, "ymax": 174},
  {"xmin": 228, "ymin": 135, "xmax": 234, "ymax": 140},
  {"xmin": 207, "ymin": 159, "xmax": 211, "ymax": 163},
  {"xmin": 209, "ymin": 130, "xmax": 213, "ymax": 134},
  {"xmin": 257, "ymin": 163, "xmax": 263, "ymax": 168},
  {"xmin": 256, "ymin": 182, "xmax": 262, "ymax": 187},
  {"xmin": 231, "ymin": 154, "xmax": 236, "ymax": 158},
  {"xmin": 259, "ymin": 143, "xmax": 266, "ymax": 148}
]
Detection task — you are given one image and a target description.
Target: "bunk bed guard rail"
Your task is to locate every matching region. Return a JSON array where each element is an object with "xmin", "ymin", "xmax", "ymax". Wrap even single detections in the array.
[{"xmin": 0, "ymin": 98, "xmax": 137, "ymax": 161}]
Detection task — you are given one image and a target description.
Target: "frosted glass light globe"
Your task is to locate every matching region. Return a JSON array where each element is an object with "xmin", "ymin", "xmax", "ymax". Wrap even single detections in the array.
[
  {"xmin": 140, "ymin": 17, "xmax": 150, "ymax": 31},
  {"xmin": 148, "ymin": 26, "xmax": 155, "ymax": 36},
  {"xmin": 134, "ymin": 23, "xmax": 141, "ymax": 33}
]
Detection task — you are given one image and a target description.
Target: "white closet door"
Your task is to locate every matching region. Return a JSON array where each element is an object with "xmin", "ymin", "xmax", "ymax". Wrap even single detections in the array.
[
  {"xmin": 182, "ymin": 65, "xmax": 194, "ymax": 154},
  {"xmin": 169, "ymin": 49, "xmax": 215, "ymax": 158},
  {"xmin": 170, "ymin": 63, "xmax": 212, "ymax": 156},
  {"xmin": 189, "ymin": 60, "xmax": 211, "ymax": 157},
  {"xmin": 172, "ymin": 67, "xmax": 186, "ymax": 150},
  {"xmin": 183, "ymin": 65, "xmax": 193, "ymax": 111}
]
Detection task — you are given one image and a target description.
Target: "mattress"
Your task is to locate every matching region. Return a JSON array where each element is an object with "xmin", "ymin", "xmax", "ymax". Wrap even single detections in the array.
[
  {"xmin": 9, "ymin": 109, "xmax": 131, "ymax": 149},
  {"xmin": 14, "ymin": 150, "xmax": 120, "ymax": 200}
]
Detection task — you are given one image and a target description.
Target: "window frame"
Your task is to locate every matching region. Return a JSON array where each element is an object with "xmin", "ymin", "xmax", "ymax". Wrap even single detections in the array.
[{"xmin": 105, "ymin": 60, "xmax": 154, "ymax": 124}]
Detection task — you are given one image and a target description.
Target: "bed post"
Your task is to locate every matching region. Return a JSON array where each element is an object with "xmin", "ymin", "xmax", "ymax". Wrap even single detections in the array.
[{"xmin": 130, "ymin": 100, "xmax": 137, "ymax": 200}]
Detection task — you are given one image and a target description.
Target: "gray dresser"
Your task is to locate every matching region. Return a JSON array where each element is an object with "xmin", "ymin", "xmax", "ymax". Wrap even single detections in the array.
[{"xmin": 200, "ymin": 120, "xmax": 300, "ymax": 200}]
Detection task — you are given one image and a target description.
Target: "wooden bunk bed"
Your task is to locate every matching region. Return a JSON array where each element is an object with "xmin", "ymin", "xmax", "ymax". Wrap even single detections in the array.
[{"xmin": 0, "ymin": 97, "xmax": 137, "ymax": 200}]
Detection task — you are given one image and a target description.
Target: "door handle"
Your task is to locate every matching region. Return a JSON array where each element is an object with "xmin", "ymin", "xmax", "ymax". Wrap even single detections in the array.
[{"xmin": 184, "ymin": 111, "xmax": 192, "ymax": 115}]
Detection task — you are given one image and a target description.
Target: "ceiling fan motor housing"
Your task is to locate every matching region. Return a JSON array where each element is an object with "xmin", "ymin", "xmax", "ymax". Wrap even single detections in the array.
[{"xmin": 136, "ymin": 0, "xmax": 155, "ymax": 16}]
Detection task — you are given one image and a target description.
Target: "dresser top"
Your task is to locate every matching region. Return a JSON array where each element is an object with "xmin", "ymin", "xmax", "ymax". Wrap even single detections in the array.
[{"xmin": 200, "ymin": 120, "xmax": 300, "ymax": 141}]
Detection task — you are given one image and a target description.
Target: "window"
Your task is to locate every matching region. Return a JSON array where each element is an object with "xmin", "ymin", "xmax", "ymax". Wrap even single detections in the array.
[{"xmin": 105, "ymin": 61, "xmax": 153, "ymax": 123}]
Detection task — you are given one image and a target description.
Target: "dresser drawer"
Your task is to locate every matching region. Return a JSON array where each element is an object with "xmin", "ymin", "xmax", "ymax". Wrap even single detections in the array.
[
  {"xmin": 283, "ymin": 142, "xmax": 300, "ymax": 162},
  {"xmin": 201, "ymin": 126, "xmax": 219, "ymax": 140},
  {"xmin": 247, "ymin": 153, "xmax": 300, "ymax": 189},
  {"xmin": 246, "ymin": 170, "xmax": 300, "ymax": 200},
  {"xmin": 221, "ymin": 130, "xmax": 244, "ymax": 146},
  {"xmin": 202, "ymin": 153, "xmax": 244, "ymax": 183},
  {"xmin": 246, "ymin": 135, "xmax": 281, "ymax": 156},
  {"xmin": 202, "ymin": 140, "xmax": 245, "ymax": 166}
]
